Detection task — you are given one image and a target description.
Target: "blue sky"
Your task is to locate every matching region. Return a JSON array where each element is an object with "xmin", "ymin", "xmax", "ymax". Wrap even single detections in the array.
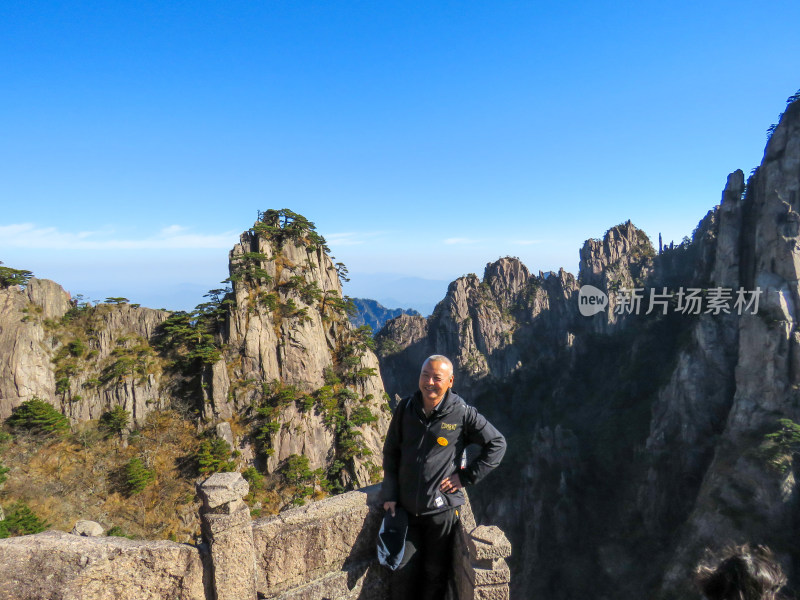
[{"xmin": 2, "ymin": 1, "xmax": 799, "ymax": 314}]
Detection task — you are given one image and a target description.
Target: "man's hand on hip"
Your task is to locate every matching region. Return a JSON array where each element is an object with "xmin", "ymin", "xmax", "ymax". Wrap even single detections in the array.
[
  {"xmin": 383, "ymin": 501, "xmax": 396, "ymax": 516},
  {"xmin": 439, "ymin": 473, "xmax": 463, "ymax": 493}
]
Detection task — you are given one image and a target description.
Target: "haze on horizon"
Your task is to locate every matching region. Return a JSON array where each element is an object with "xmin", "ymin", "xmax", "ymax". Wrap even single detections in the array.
[{"xmin": 2, "ymin": 1, "xmax": 799, "ymax": 315}]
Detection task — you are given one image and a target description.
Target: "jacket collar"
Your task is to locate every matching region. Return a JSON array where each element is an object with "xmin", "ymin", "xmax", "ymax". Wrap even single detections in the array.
[{"xmin": 412, "ymin": 388, "xmax": 458, "ymax": 418}]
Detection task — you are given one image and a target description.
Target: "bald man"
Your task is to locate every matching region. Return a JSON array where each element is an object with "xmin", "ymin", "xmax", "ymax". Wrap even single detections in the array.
[{"xmin": 381, "ymin": 355, "xmax": 506, "ymax": 599}]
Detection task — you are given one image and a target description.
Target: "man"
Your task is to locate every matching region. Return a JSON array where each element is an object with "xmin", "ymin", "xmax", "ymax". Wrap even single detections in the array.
[{"xmin": 381, "ymin": 355, "xmax": 506, "ymax": 599}]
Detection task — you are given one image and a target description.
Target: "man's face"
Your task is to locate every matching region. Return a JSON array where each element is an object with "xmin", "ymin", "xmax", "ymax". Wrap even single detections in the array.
[{"xmin": 419, "ymin": 360, "xmax": 453, "ymax": 405}]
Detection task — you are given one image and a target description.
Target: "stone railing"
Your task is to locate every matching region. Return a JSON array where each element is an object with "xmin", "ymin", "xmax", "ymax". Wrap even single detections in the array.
[{"xmin": 0, "ymin": 473, "xmax": 511, "ymax": 600}]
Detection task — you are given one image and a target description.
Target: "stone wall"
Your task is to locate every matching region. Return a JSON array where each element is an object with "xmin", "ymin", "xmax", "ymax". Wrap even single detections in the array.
[
  {"xmin": 0, "ymin": 473, "xmax": 511, "ymax": 600},
  {"xmin": 0, "ymin": 531, "xmax": 208, "ymax": 600},
  {"xmin": 203, "ymin": 474, "xmax": 511, "ymax": 600}
]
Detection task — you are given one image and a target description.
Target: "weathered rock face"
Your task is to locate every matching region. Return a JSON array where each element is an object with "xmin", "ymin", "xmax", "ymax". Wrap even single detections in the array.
[
  {"xmin": 651, "ymin": 98, "xmax": 800, "ymax": 596},
  {"xmin": 377, "ymin": 257, "xmax": 581, "ymax": 402},
  {"xmin": 198, "ymin": 217, "xmax": 390, "ymax": 484},
  {"xmin": 0, "ymin": 279, "xmax": 171, "ymax": 424},
  {"xmin": 0, "ymin": 530, "xmax": 208, "ymax": 600},
  {"xmin": 0, "ymin": 279, "xmax": 69, "ymax": 415},
  {"xmin": 376, "ymin": 97, "xmax": 800, "ymax": 599},
  {"xmin": 579, "ymin": 220, "xmax": 655, "ymax": 329}
]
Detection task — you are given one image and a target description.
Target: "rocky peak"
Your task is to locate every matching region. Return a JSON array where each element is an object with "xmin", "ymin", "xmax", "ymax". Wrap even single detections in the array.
[
  {"xmin": 436, "ymin": 274, "xmax": 482, "ymax": 326},
  {"xmin": 23, "ymin": 278, "xmax": 72, "ymax": 320},
  {"xmin": 379, "ymin": 259, "xmax": 570, "ymax": 398},
  {"xmin": 483, "ymin": 257, "xmax": 531, "ymax": 312},
  {"xmin": 576, "ymin": 221, "xmax": 656, "ymax": 329},
  {"xmin": 579, "ymin": 220, "xmax": 654, "ymax": 288},
  {"xmin": 200, "ymin": 209, "xmax": 390, "ymax": 486},
  {"xmin": 708, "ymin": 169, "xmax": 745, "ymax": 289}
]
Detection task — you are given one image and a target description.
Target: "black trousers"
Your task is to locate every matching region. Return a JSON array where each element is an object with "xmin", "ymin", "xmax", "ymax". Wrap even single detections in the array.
[{"xmin": 391, "ymin": 507, "xmax": 460, "ymax": 600}]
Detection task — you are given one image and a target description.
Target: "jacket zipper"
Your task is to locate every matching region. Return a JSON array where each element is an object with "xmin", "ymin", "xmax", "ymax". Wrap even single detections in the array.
[{"xmin": 415, "ymin": 410, "xmax": 428, "ymax": 516}]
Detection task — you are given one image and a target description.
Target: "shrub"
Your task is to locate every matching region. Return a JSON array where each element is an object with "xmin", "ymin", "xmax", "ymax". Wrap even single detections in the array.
[
  {"xmin": 124, "ymin": 457, "xmax": 155, "ymax": 494},
  {"xmin": 282, "ymin": 454, "xmax": 313, "ymax": 485},
  {"xmin": 350, "ymin": 407, "xmax": 377, "ymax": 427},
  {"xmin": 197, "ymin": 438, "xmax": 236, "ymax": 475},
  {"xmin": 322, "ymin": 366, "xmax": 341, "ymax": 386},
  {"xmin": 259, "ymin": 292, "xmax": 279, "ymax": 311},
  {"xmin": 6, "ymin": 398, "xmax": 69, "ymax": 435},
  {"xmin": 353, "ymin": 367, "xmax": 378, "ymax": 382},
  {"xmin": 281, "ymin": 454, "xmax": 323, "ymax": 506},
  {"xmin": 338, "ymin": 427, "xmax": 369, "ymax": 461},
  {"xmin": 68, "ymin": 339, "xmax": 87, "ymax": 357},
  {"xmin": 241, "ymin": 466, "xmax": 265, "ymax": 490},
  {"xmin": 0, "ymin": 502, "xmax": 49, "ymax": 538},
  {"xmin": 297, "ymin": 394, "xmax": 315, "ymax": 412},
  {"xmin": 106, "ymin": 525, "xmax": 134, "ymax": 539},
  {"xmin": 55, "ymin": 377, "xmax": 70, "ymax": 396},
  {"xmin": 255, "ymin": 420, "xmax": 280, "ymax": 442},
  {"xmin": 99, "ymin": 406, "xmax": 131, "ymax": 437},
  {"xmin": 760, "ymin": 418, "xmax": 800, "ymax": 473}
]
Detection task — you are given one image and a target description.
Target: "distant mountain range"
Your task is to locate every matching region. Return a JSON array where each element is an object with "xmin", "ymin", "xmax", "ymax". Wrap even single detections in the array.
[
  {"xmin": 348, "ymin": 298, "xmax": 420, "ymax": 332},
  {"xmin": 343, "ymin": 274, "xmax": 450, "ymax": 316}
]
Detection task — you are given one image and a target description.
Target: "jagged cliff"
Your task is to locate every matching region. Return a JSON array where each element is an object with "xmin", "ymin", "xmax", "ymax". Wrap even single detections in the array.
[
  {"xmin": 375, "ymin": 96, "xmax": 800, "ymax": 599},
  {"xmin": 0, "ymin": 210, "xmax": 389, "ymax": 496},
  {"xmin": 0, "ymin": 279, "xmax": 172, "ymax": 423},
  {"xmin": 199, "ymin": 210, "xmax": 390, "ymax": 484}
]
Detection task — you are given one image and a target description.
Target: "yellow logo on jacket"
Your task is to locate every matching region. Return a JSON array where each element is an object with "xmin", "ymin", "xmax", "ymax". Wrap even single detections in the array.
[
  {"xmin": 441, "ymin": 423, "xmax": 457, "ymax": 431},
  {"xmin": 437, "ymin": 437, "xmax": 449, "ymax": 446}
]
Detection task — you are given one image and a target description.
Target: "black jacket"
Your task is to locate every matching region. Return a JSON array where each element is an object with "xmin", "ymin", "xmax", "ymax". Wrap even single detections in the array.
[{"xmin": 381, "ymin": 389, "xmax": 506, "ymax": 516}]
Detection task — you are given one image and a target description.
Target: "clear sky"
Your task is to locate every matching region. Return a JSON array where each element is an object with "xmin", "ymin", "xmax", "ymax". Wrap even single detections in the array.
[{"xmin": 2, "ymin": 1, "xmax": 799, "ymax": 314}]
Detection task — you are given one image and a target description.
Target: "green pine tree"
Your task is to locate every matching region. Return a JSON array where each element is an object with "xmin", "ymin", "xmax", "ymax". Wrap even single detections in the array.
[
  {"xmin": 0, "ymin": 502, "xmax": 49, "ymax": 538},
  {"xmin": 124, "ymin": 457, "xmax": 155, "ymax": 494},
  {"xmin": 197, "ymin": 438, "xmax": 236, "ymax": 475},
  {"xmin": 99, "ymin": 406, "xmax": 130, "ymax": 437},
  {"xmin": 6, "ymin": 398, "xmax": 69, "ymax": 435}
]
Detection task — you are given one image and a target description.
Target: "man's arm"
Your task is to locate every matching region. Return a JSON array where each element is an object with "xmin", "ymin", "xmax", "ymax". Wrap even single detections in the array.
[
  {"xmin": 460, "ymin": 405, "xmax": 506, "ymax": 486},
  {"xmin": 381, "ymin": 399, "xmax": 404, "ymax": 510}
]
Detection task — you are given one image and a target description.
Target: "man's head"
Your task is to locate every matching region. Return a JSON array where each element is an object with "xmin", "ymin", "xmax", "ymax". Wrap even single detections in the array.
[
  {"xmin": 695, "ymin": 544, "xmax": 786, "ymax": 600},
  {"xmin": 419, "ymin": 355, "xmax": 454, "ymax": 407}
]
